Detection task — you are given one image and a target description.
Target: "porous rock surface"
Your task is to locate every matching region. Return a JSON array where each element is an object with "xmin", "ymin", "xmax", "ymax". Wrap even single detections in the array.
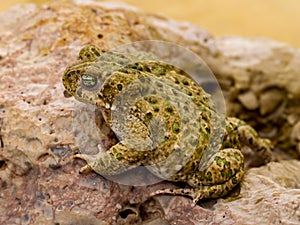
[{"xmin": 0, "ymin": 0, "xmax": 299, "ymax": 224}]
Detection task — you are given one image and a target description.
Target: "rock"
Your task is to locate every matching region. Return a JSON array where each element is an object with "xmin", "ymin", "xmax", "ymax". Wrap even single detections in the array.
[
  {"xmin": 54, "ymin": 211, "xmax": 109, "ymax": 225},
  {"xmin": 291, "ymin": 121, "xmax": 300, "ymax": 155},
  {"xmin": 259, "ymin": 87, "xmax": 285, "ymax": 116},
  {"xmin": 215, "ymin": 160, "xmax": 300, "ymax": 225},
  {"xmin": 0, "ymin": 1, "xmax": 299, "ymax": 224},
  {"xmin": 238, "ymin": 90, "xmax": 259, "ymax": 110},
  {"xmin": 213, "ymin": 36, "xmax": 300, "ymax": 156}
]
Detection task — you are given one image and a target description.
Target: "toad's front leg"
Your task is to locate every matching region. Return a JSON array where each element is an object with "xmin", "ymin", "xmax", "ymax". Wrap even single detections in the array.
[{"xmin": 73, "ymin": 142, "xmax": 141, "ymax": 176}]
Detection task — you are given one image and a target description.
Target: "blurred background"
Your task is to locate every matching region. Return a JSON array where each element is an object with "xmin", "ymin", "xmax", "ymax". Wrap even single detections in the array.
[{"xmin": 1, "ymin": 0, "xmax": 299, "ymax": 48}]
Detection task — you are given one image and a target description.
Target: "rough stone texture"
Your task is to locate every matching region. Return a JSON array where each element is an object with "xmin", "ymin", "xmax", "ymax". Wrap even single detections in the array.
[
  {"xmin": 211, "ymin": 37, "xmax": 300, "ymax": 158},
  {"xmin": 0, "ymin": 1, "xmax": 299, "ymax": 224}
]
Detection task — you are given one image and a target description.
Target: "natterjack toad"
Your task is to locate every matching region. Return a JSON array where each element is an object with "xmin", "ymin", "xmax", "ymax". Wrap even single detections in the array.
[{"xmin": 63, "ymin": 45, "xmax": 272, "ymax": 204}]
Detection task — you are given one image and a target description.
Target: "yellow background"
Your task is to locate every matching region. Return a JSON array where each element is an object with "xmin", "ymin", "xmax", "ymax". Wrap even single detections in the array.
[{"xmin": 1, "ymin": 0, "xmax": 300, "ymax": 48}]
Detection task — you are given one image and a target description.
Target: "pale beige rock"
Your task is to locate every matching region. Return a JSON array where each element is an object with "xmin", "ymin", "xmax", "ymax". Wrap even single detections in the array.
[
  {"xmin": 0, "ymin": 1, "xmax": 299, "ymax": 224},
  {"xmin": 291, "ymin": 121, "xmax": 300, "ymax": 155},
  {"xmin": 259, "ymin": 88, "xmax": 285, "ymax": 116},
  {"xmin": 237, "ymin": 91, "xmax": 259, "ymax": 110}
]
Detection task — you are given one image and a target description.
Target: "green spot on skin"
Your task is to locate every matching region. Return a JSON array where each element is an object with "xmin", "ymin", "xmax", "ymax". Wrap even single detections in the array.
[
  {"xmin": 232, "ymin": 177, "xmax": 237, "ymax": 184},
  {"xmin": 215, "ymin": 156, "xmax": 223, "ymax": 167},
  {"xmin": 117, "ymin": 83, "xmax": 123, "ymax": 91},
  {"xmin": 196, "ymin": 147, "xmax": 202, "ymax": 154},
  {"xmin": 202, "ymin": 132, "xmax": 209, "ymax": 140},
  {"xmin": 227, "ymin": 169, "xmax": 233, "ymax": 178},
  {"xmin": 221, "ymin": 169, "xmax": 226, "ymax": 178},
  {"xmin": 148, "ymin": 96, "xmax": 158, "ymax": 104},
  {"xmin": 116, "ymin": 153, "xmax": 123, "ymax": 160},
  {"xmin": 173, "ymin": 122, "xmax": 180, "ymax": 133},
  {"xmin": 145, "ymin": 112, "xmax": 153, "ymax": 120},
  {"xmin": 206, "ymin": 171, "xmax": 212, "ymax": 181},
  {"xmin": 224, "ymin": 160, "xmax": 230, "ymax": 167}
]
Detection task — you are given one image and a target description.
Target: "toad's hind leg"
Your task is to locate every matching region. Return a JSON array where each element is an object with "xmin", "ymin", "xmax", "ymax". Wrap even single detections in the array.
[
  {"xmin": 151, "ymin": 148, "xmax": 244, "ymax": 205},
  {"xmin": 233, "ymin": 118, "xmax": 273, "ymax": 164}
]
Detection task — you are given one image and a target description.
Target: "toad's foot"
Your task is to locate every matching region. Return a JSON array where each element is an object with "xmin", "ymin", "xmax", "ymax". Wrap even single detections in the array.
[
  {"xmin": 151, "ymin": 168, "xmax": 244, "ymax": 206},
  {"xmin": 72, "ymin": 154, "xmax": 93, "ymax": 173},
  {"xmin": 72, "ymin": 143, "xmax": 107, "ymax": 173},
  {"xmin": 227, "ymin": 117, "xmax": 273, "ymax": 164},
  {"xmin": 238, "ymin": 123, "xmax": 273, "ymax": 164}
]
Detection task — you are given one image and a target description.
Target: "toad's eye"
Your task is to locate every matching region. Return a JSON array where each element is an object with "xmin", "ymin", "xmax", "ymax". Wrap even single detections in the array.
[{"xmin": 81, "ymin": 74, "xmax": 98, "ymax": 89}]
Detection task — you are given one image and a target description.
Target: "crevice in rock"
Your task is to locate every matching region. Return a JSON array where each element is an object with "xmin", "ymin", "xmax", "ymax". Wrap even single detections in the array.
[{"xmin": 0, "ymin": 135, "xmax": 4, "ymax": 148}]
